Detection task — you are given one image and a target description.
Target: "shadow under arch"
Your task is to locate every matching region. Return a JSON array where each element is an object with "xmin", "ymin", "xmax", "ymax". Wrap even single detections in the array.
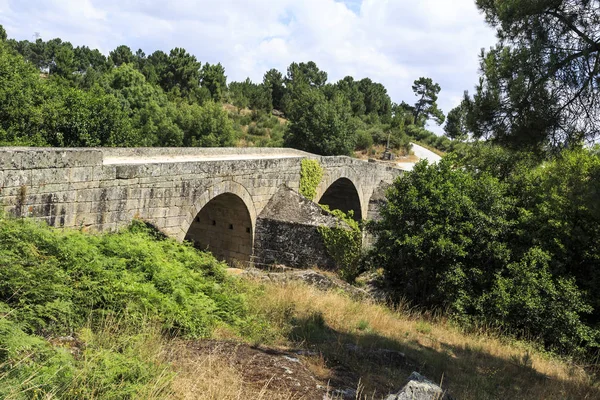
[
  {"xmin": 184, "ymin": 182, "xmax": 256, "ymax": 264},
  {"xmin": 317, "ymin": 177, "xmax": 362, "ymax": 221}
]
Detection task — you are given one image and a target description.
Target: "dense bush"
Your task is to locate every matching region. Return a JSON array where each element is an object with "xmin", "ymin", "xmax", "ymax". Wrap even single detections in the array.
[
  {"xmin": 369, "ymin": 153, "xmax": 598, "ymax": 354},
  {"xmin": 354, "ymin": 129, "xmax": 374, "ymax": 151},
  {"xmin": 0, "ymin": 217, "xmax": 249, "ymax": 338},
  {"xmin": 318, "ymin": 208, "xmax": 363, "ymax": 282},
  {"xmin": 0, "ymin": 215, "xmax": 257, "ymax": 397}
]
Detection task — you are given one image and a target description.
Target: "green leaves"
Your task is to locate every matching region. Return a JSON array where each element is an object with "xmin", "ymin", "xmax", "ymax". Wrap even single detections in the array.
[
  {"xmin": 467, "ymin": 0, "xmax": 600, "ymax": 150},
  {"xmin": 369, "ymin": 151, "xmax": 600, "ymax": 354},
  {"xmin": 285, "ymin": 86, "xmax": 356, "ymax": 156},
  {"xmin": 299, "ymin": 159, "xmax": 324, "ymax": 200},
  {"xmin": 412, "ymin": 77, "xmax": 445, "ymax": 126},
  {"xmin": 0, "ymin": 217, "xmax": 249, "ymax": 338},
  {"xmin": 318, "ymin": 207, "xmax": 363, "ymax": 283}
]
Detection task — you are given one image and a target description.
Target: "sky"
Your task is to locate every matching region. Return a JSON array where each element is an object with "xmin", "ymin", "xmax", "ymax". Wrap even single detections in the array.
[{"xmin": 0, "ymin": 0, "xmax": 497, "ymax": 132}]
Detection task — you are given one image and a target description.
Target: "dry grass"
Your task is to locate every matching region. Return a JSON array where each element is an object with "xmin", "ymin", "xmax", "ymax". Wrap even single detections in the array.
[
  {"xmin": 245, "ymin": 280, "xmax": 600, "ymax": 400},
  {"xmin": 167, "ymin": 341, "xmax": 315, "ymax": 400}
]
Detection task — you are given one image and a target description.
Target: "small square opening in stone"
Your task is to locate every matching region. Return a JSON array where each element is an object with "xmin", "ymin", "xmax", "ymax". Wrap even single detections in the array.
[
  {"xmin": 196, "ymin": 216, "xmax": 201, "ymax": 223},
  {"xmin": 212, "ymin": 220, "xmax": 216, "ymax": 226},
  {"xmin": 246, "ymin": 227, "xmax": 251, "ymax": 234},
  {"xmin": 229, "ymin": 224, "xmax": 234, "ymax": 230}
]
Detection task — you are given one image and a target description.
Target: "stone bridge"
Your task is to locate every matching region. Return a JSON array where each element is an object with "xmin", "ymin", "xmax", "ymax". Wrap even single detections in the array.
[{"xmin": 0, "ymin": 147, "xmax": 401, "ymax": 265}]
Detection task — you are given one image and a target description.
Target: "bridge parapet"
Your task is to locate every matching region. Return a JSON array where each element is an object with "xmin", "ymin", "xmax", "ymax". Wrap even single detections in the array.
[{"xmin": 0, "ymin": 147, "xmax": 401, "ymax": 264}]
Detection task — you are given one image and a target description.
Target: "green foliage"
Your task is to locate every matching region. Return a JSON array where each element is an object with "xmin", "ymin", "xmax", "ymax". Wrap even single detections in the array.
[
  {"xmin": 370, "ymin": 157, "xmax": 514, "ymax": 308},
  {"xmin": 355, "ymin": 129, "xmax": 374, "ymax": 151},
  {"xmin": 285, "ymin": 86, "xmax": 356, "ymax": 156},
  {"xmin": 0, "ymin": 316, "xmax": 172, "ymax": 399},
  {"xmin": 411, "ymin": 77, "xmax": 445, "ymax": 126},
  {"xmin": 481, "ymin": 248, "xmax": 595, "ymax": 353},
  {"xmin": 228, "ymin": 78, "xmax": 271, "ymax": 112},
  {"xmin": 369, "ymin": 154, "xmax": 598, "ymax": 354},
  {"xmin": 299, "ymin": 159, "xmax": 323, "ymax": 200},
  {"xmin": 0, "ymin": 217, "xmax": 249, "ymax": 338},
  {"xmin": 263, "ymin": 68, "xmax": 285, "ymax": 111},
  {"xmin": 0, "ymin": 29, "xmax": 448, "ymax": 155},
  {"xmin": 318, "ymin": 207, "xmax": 363, "ymax": 283},
  {"xmin": 285, "ymin": 61, "xmax": 328, "ymax": 89},
  {"xmin": 201, "ymin": 62, "xmax": 227, "ymax": 101},
  {"xmin": 109, "ymin": 45, "xmax": 134, "ymax": 67},
  {"xmin": 180, "ymin": 101, "xmax": 236, "ymax": 147},
  {"xmin": 444, "ymin": 102, "xmax": 468, "ymax": 141},
  {"xmin": 0, "ymin": 42, "xmax": 45, "ymax": 145},
  {"xmin": 465, "ymin": 0, "xmax": 600, "ymax": 150}
]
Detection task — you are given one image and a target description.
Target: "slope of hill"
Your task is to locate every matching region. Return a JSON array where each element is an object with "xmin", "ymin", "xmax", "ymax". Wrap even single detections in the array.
[{"xmin": 0, "ymin": 215, "xmax": 597, "ymax": 399}]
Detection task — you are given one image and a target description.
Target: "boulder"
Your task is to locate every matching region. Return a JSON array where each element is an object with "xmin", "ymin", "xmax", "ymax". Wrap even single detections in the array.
[{"xmin": 385, "ymin": 372, "xmax": 452, "ymax": 400}]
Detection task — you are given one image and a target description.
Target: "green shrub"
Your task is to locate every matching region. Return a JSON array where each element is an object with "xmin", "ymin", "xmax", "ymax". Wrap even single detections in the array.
[
  {"xmin": 0, "ymin": 217, "xmax": 249, "ymax": 338},
  {"xmin": 480, "ymin": 248, "xmax": 595, "ymax": 354},
  {"xmin": 355, "ymin": 129, "xmax": 373, "ymax": 151},
  {"xmin": 0, "ymin": 317, "xmax": 75, "ymax": 399},
  {"xmin": 368, "ymin": 156, "xmax": 596, "ymax": 354},
  {"xmin": 0, "ymin": 215, "xmax": 260, "ymax": 398},
  {"xmin": 318, "ymin": 207, "xmax": 363, "ymax": 283},
  {"xmin": 247, "ymin": 124, "xmax": 267, "ymax": 136}
]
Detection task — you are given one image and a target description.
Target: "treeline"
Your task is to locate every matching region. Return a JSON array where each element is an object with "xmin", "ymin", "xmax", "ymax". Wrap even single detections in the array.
[{"xmin": 0, "ymin": 25, "xmax": 455, "ymax": 155}]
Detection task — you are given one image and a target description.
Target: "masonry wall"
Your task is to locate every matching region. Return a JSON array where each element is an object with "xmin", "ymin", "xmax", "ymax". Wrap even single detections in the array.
[
  {"xmin": 0, "ymin": 148, "xmax": 402, "ymax": 262},
  {"xmin": 254, "ymin": 219, "xmax": 336, "ymax": 269}
]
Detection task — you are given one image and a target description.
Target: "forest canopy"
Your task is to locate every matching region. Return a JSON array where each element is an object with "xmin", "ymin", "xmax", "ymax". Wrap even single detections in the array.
[{"xmin": 0, "ymin": 26, "xmax": 455, "ymax": 156}]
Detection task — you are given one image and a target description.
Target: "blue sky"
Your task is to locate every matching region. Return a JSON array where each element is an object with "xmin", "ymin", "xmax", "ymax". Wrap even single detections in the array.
[{"xmin": 0, "ymin": 0, "xmax": 497, "ymax": 131}]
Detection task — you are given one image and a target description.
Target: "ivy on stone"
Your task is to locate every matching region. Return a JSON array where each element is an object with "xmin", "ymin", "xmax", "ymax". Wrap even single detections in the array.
[
  {"xmin": 318, "ymin": 206, "xmax": 362, "ymax": 283},
  {"xmin": 299, "ymin": 159, "xmax": 323, "ymax": 200}
]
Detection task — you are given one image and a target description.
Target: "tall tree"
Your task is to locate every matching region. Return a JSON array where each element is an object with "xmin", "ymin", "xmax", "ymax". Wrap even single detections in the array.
[
  {"xmin": 444, "ymin": 100, "xmax": 469, "ymax": 141},
  {"xmin": 263, "ymin": 68, "xmax": 285, "ymax": 111},
  {"xmin": 109, "ymin": 45, "xmax": 134, "ymax": 67},
  {"xmin": 465, "ymin": 0, "xmax": 600, "ymax": 150},
  {"xmin": 143, "ymin": 50, "xmax": 168, "ymax": 85},
  {"xmin": 164, "ymin": 48, "xmax": 202, "ymax": 97},
  {"xmin": 200, "ymin": 62, "xmax": 227, "ymax": 101},
  {"xmin": 335, "ymin": 76, "xmax": 366, "ymax": 117},
  {"xmin": 358, "ymin": 78, "xmax": 392, "ymax": 121},
  {"xmin": 285, "ymin": 85, "xmax": 355, "ymax": 156},
  {"xmin": 411, "ymin": 77, "xmax": 445, "ymax": 126},
  {"xmin": 285, "ymin": 61, "xmax": 327, "ymax": 88}
]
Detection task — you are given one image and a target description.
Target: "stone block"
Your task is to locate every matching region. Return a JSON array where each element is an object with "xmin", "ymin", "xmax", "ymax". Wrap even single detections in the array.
[{"xmin": 3, "ymin": 170, "xmax": 31, "ymax": 188}]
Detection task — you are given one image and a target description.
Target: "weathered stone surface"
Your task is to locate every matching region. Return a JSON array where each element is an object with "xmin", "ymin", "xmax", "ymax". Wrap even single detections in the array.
[
  {"xmin": 385, "ymin": 372, "xmax": 453, "ymax": 400},
  {"xmin": 253, "ymin": 186, "xmax": 349, "ymax": 269},
  {"xmin": 0, "ymin": 147, "xmax": 402, "ymax": 264},
  {"xmin": 232, "ymin": 267, "xmax": 368, "ymax": 298}
]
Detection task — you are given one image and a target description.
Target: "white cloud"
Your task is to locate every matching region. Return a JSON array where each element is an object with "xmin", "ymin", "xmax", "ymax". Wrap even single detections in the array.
[{"xmin": 1, "ymin": 0, "xmax": 497, "ymax": 132}]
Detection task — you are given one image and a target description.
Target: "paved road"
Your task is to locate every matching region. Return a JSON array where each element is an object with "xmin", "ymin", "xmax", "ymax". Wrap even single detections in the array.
[{"xmin": 397, "ymin": 142, "xmax": 443, "ymax": 171}]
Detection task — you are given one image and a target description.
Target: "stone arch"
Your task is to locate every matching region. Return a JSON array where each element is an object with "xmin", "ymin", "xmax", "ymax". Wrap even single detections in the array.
[
  {"xmin": 316, "ymin": 176, "xmax": 363, "ymax": 221},
  {"xmin": 183, "ymin": 181, "xmax": 256, "ymax": 264}
]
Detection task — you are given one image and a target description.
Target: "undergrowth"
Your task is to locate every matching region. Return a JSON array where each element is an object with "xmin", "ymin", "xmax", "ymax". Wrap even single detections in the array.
[
  {"xmin": 1, "ymin": 214, "xmax": 599, "ymax": 399},
  {"xmin": 0, "ymin": 215, "xmax": 257, "ymax": 399}
]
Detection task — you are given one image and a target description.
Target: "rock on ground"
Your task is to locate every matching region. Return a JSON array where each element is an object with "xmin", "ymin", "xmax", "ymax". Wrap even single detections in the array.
[{"xmin": 385, "ymin": 372, "xmax": 452, "ymax": 400}]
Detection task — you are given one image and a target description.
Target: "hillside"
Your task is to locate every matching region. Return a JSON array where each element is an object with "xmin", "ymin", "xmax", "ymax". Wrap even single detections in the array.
[
  {"xmin": 0, "ymin": 29, "xmax": 455, "ymax": 157},
  {"xmin": 0, "ymin": 215, "xmax": 598, "ymax": 399}
]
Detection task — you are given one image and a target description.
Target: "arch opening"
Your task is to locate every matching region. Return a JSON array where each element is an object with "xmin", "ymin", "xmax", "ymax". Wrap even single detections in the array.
[
  {"xmin": 318, "ymin": 178, "xmax": 362, "ymax": 221},
  {"xmin": 185, "ymin": 193, "xmax": 253, "ymax": 264}
]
